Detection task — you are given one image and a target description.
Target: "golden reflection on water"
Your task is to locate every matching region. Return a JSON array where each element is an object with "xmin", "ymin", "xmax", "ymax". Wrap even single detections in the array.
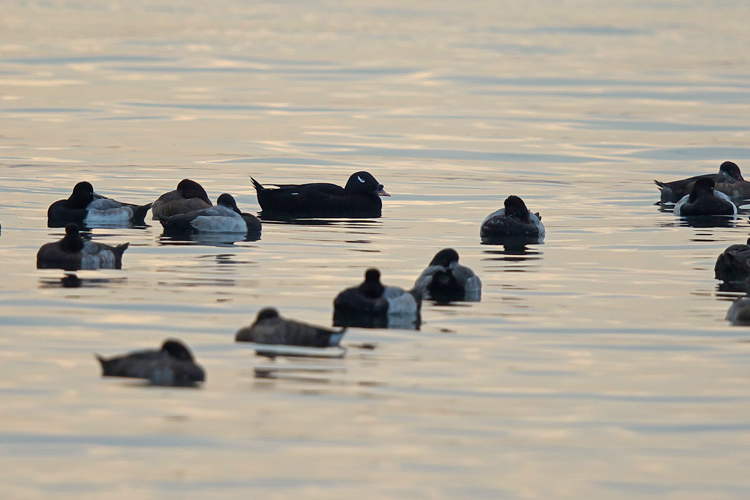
[{"xmin": 2, "ymin": 0, "xmax": 750, "ymax": 498}]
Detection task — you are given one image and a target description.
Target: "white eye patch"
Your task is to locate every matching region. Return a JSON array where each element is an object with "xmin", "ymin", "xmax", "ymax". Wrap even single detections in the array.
[{"xmin": 357, "ymin": 175, "xmax": 365, "ymax": 183}]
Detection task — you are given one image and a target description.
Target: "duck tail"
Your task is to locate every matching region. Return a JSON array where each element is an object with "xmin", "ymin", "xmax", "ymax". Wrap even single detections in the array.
[
  {"xmin": 250, "ymin": 177, "xmax": 263, "ymax": 192},
  {"xmin": 95, "ymin": 354, "xmax": 113, "ymax": 375},
  {"xmin": 113, "ymin": 243, "xmax": 130, "ymax": 266},
  {"xmin": 654, "ymin": 180, "xmax": 666, "ymax": 191},
  {"xmin": 133, "ymin": 203, "xmax": 153, "ymax": 223}
]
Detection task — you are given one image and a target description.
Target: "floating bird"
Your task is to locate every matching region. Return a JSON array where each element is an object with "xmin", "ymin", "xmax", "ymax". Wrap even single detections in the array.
[
  {"xmin": 673, "ymin": 177, "xmax": 737, "ymax": 216},
  {"xmin": 96, "ymin": 339, "xmax": 205, "ymax": 386},
  {"xmin": 160, "ymin": 193, "xmax": 261, "ymax": 235},
  {"xmin": 655, "ymin": 161, "xmax": 743, "ymax": 204},
  {"xmin": 333, "ymin": 268, "xmax": 421, "ymax": 328},
  {"xmin": 36, "ymin": 223, "xmax": 129, "ymax": 270},
  {"xmin": 413, "ymin": 248, "xmax": 481, "ymax": 302},
  {"xmin": 715, "ymin": 238, "xmax": 750, "ymax": 283},
  {"xmin": 47, "ymin": 181, "xmax": 152, "ymax": 227},
  {"xmin": 251, "ymin": 171, "xmax": 389, "ymax": 218},
  {"xmin": 152, "ymin": 179, "xmax": 212, "ymax": 220},
  {"xmin": 480, "ymin": 195, "xmax": 545, "ymax": 243},
  {"xmin": 236, "ymin": 308, "xmax": 346, "ymax": 347}
]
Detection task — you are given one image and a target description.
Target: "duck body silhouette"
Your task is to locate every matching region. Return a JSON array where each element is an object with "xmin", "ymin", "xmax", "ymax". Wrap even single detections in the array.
[{"xmin": 251, "ymin": 171, "xmax": 389, "ymax": 218}]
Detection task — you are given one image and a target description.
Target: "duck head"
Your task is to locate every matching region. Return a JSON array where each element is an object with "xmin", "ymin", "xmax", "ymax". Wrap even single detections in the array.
[
  {"xmin": 689, "ymin": 177, "xmax": 715, "ymax": 202},
  {"xmin": 360, "ymin": 268, "xmax": 385, "ymax": 299},
  {"xmin": 428, "ymin": 248, "xmax": 460, "ymax": 269},
  {"xmin": 254, "ymin": 307, "xmax": 280, "ymax": 323},
  {"xmin": 160, "ymin": 339, "xmax": 195, "ymax": 361},
  {"xmin": 504, "ymin": 195, "xmax": 531, "ymax": 222},
  {"xmin": 68, "ymin": 181, "xmax": 95, "ymax": 208},
  {"xmin": 217, "ymin": 193, "xmax": 242, "ymax": 214},
  {"xmin": 720, "ymin": 161, "xmax": 743, "ymax": 181},
  {"xmin": 177, "ymin": 179, "xmax": 211, "ymax": 205},
  {"xmin": 345, "ymin": 172, "xmax": 390, "ymax": 197},
  {"xmin": 60, "ymin": 223, "xmax": 85, "ymax": 253}
]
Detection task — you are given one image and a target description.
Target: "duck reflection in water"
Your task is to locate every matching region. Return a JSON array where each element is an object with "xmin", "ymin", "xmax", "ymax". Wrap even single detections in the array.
[
  {"xmin": 333, "ymin": 268, "xmax": 421, "ymax": 330},
  {"xmin": 39, "ymin": 272, "xmax": 128, "ymax": 289}
]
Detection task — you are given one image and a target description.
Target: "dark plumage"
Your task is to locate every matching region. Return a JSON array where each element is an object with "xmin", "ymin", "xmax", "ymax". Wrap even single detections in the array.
[
  {"xmin": 480, "ymin": 195, "xmax": 545, "ymax": 243},
  {"xmin": 414, "ymin": 248, "xmax": 482, "ymax": 302},
  {"xmin": 152, "ymin": 179, "xmax": 212, "ymax": 220},
  {"xmin": 36, "ymin": 223, "xmax": 129, "ymax": 270},
  {"xmin": 236, "ymin": 308, "xmax": 346, "ymax": 347},
  {"xmin": 96, "ymin": 339, "xmax": 205, "ymax": 386},
  {"xmin": 333, "ymin": 268, "xmax": 421, "ymax": 328},
  {"xmin": 655, "ymin": 161, "xmax": 743, "ymax": 204},
  {"xmin": 47, "ymin": 181, "xmax": 152, "ymax": 227},
  {"xmin": 251, "ymin": 171, "xmax": 389, "ymax": 218},
  {"xmin": 715, "ymin": 238, "xmax": 750, "ymax": 283},
  {"xmin": 673, "ymin": 177, "xmax": 737, "ymax": 216},
  {"xmin": 160, "ymin": 193, "xmax": 261, "ymax": 235}
]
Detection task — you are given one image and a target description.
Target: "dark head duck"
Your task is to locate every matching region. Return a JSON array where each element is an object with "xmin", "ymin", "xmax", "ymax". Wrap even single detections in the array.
[
  {"xmin": 414, "ymin": 248, "xmax": 482, "ymax": 302},
  {"xmin": 251, "ymin": 171, "xmax": 389, "ymax": 219},
  {"xmin": 655, "ymin": 161, "xmax": 744, "ymax": 204},
  {"xmin": 481, "ymin": 195, "xmax": 545, "ymax": 244},
  {"xmin": 47, "ymin": 181, "xmax": 152, "ymax": 227},
  {"xmin": 235, "ymin": 307, "xmax": 346, "ymax": 347},
  {"xmin": 96, "ymin": 338, "xmax": 205, "ymax": 386},
  {"xmin": 37, "ymin": 223, "xmax": 129, "ymax": 270},
  {"xmin": 160, "ymin": 193, "xmax": 261, "ymax": 235},
  {"xmin": 152, "ymin": 179, "xmax": 212, "ymax": 220},
  {"xmin": 673, "ymin": 177, "xmax": 737, "ymax": 216},
  {"xmin": 333, "ymin": 268, "xmax": 421, "ymax": 329}
]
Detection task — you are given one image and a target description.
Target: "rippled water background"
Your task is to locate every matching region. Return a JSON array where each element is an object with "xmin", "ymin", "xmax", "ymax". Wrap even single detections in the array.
[{"xmin": 2, "ymin": 0, "xmax": 750, "ymax": 498}]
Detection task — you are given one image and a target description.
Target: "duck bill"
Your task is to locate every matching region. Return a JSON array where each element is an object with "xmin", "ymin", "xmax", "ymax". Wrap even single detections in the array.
[{"xmin": 377, "ymin": 187, "xmax": 391, "ymax": 197}]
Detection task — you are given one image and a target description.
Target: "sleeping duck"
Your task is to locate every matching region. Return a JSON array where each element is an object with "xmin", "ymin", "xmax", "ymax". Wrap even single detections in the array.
[
  {"xmin": 251, "ymin": 171, "xmax": 389, "ymax": 218},
  {"xmin": 333, "ymin": 268, "xmax": 421, "ymax": 328},
  {"xmin": 160, "ymin": 193, "xmax": 261, "ymax": 235},
  {"xmin": 96, "ymin": 339, "xmax": 205, "ymax": 386},
  {"xmin": 673, "ymin": 177, "xmax": 737, "ymax": 216},
  {"xmin": 152, "ymin": 179, "xmax": 212, "ymax": 220},
  {"xmin": 236, "ymin": 308, "xmax": 346, "ymax": 347},
  {"xmin": 413, "ymin": 248, "xmax": 481, "ymax": 302},
  {"xmin": 36, "ymin": 223, "xmax": 129, "ymax": 270},
  {"xmin": 47, "ymin": 181, "xmax": 152, "ymax": 227},
  {"xmin": 655, "ymin": 161, "xmax": 743, "ymax": 204},
  {"xmin": 480, "ymin": 195, "xmax": 545, "ymax": 244},
  {"xmin": 715, "ymin": 238, "xmax": 750, "ymax": 283}
]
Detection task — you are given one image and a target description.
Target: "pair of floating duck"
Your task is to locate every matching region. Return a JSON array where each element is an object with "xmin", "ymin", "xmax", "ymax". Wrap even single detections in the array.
[
  {"xmin": 655, "ymin": 161, "xmax": 747, "ymax": 216},
  {"xmin": 97, "ymin": 306, "xmax": 342, "ymax": 387}
]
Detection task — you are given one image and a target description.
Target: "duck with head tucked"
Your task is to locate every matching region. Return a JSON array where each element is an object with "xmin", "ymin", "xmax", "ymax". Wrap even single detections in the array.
[
  {"xmin": 36, "ymin": 223, "xmax": 129, "ymax": 270},
  {"xmin": 251, "ymin": 171, "xmax": 389, "ymax": 219},
  {"xmin": 481, "ymin": 195, "xmax": 545, "ymax": 244},
  {"xmin": 414, "ymin": 248, "xmax": 481, "ymax": 302},
  {"xmin": 715, "ymin": 238, "xmax": 750, "ymax": 284},
  {"xmin": 236, "ymin": 308, "xmax": 346, "ymax": 347},
  {"xmin": 47, "ymin": 181, "xmax": 152, "ymax": 227},
  {"xmin": 96, "ymin": 339, "xmax": 205, "ymax": 387},
  {"xmin": 673, "ymin": 177, "xmax": 737, "ymax": 217},
  {"xmin": 655, "ymin": 161, "xmax": 743, "ymax": 204},
  {"xmin": 333, "ymin": 268, "xmax": 421, "ymax": 328},
  {"xmin": 152, "ymin": 179, "xmax": 212, "ymax": 221},
  {"xmin": 160, "ymin": 193, "xmax": 261, "ymax": 235}
]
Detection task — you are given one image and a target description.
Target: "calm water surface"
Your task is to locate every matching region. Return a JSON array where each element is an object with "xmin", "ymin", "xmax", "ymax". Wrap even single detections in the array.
[{"xmin": 2, "ymin": 0, "xmax": 750, "ymax": 498}]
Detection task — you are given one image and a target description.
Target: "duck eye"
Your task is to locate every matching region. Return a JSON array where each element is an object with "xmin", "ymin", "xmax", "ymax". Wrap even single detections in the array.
[{"xmin": 357, "ymin": 175, "xmax": 365, "ymax": 183}]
